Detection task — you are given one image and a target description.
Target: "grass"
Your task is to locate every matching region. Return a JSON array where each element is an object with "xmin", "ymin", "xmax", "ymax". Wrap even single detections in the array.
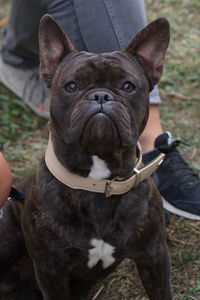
[
  {"xmin": 0, "ymin": 88, "xmax": 47, "ymax": 183},
  {"xmin": 0, "ymin": 0, "xmax": 200, "ymax": 299}
]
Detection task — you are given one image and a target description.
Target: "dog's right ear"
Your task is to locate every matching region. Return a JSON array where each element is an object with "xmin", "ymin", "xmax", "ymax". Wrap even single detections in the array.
[
  {"xmin": 125, "ymin": 18, "xmax": 170, "ymax": 91},
  {"xmin": 39, "ymin": 14, "xmax": 75, "ymax": 87}
]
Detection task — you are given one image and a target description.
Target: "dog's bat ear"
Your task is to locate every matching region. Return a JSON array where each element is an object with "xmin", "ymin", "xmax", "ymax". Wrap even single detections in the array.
[
  {"xmin": 39, "ymin": 14, "xmax": 75, "ymax": 87},
  {"xmin": 125, "ymin": 18, "xmax": 170, "ymax": 90}
]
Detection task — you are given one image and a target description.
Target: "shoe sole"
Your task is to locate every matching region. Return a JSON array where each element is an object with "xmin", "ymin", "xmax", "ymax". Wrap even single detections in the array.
[
  {"xmin": 162, "ymin": 197, "xmax": 200, "ymax": 221},
  {"xmin": 0, "ymin": 56, "xmax": 49, "ymax": 119}
]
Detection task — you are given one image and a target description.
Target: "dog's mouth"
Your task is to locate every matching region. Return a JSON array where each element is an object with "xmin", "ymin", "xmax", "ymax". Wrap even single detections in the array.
[
  {"xmin": 69, "ymin": 100, "xmax": 134, "ymax": 149},
  {"xmin": 81, "ymin": 110, "xmax": 120, "ymax": 146}
]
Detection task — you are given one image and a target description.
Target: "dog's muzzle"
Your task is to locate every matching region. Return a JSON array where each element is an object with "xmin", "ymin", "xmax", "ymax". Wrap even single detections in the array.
[{"xmin": 70, "ymin": 92, "xmax": 133, "ymax": 147}]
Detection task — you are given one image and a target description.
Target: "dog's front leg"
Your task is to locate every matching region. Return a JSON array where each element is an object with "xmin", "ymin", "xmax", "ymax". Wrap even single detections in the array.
[
  {"xmin": 134, "ymin": 242, "xmax": 172, "ymax": 300},
  {"xmin": 33, "ymin": 262, "xmax": 71, "ymax": 300}
]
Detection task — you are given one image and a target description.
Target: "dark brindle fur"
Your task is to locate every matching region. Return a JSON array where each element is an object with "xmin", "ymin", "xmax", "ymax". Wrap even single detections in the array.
[{"xmin": 0, "ymin": 15, "xmax": 172, "ymax": 300}]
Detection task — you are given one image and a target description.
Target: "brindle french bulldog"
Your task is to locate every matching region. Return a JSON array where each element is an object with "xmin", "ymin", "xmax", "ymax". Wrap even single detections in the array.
[{"xmin": 0, "ymin": 15, "xmax": 172, "ymax": 300}]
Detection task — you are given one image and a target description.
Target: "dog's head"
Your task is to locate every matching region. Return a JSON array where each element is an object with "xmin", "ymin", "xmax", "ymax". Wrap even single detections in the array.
[{"xmin": 39, "ymin": 15, "xmax": 169, "ymax": 175}]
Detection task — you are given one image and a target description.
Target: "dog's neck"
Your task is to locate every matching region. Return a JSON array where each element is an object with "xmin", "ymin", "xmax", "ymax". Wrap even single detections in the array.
[{"xmin": 49, "ymin": 129, "xmax": 138, "ymax": 180}]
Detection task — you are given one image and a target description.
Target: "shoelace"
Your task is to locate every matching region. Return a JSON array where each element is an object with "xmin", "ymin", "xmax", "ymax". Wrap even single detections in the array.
[{"xmin": 158, "ymin": 140, "xmax": 200, "ymax": 190}]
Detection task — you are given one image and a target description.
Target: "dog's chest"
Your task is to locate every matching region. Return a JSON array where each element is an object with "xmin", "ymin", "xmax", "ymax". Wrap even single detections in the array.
[
  {"xmin": 84, "ymin": 157, "xmax": 116, "ymax": 268},
  {"xmin": 34, "ymin": 158, "xmax": 142, "ymax": 274},
  {"xmin": 66, "ymin": 204, "xmax": 133, "ymax": 273},
  {"xmin": 45, "ymin": 196, "xmax": 130, "ymax": 272}
]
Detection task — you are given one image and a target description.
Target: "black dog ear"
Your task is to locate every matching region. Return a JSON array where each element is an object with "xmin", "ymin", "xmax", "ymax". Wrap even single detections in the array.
[
  {"xmin": 39, "ymin": 14, "xmax": 75, "ymax": 87},
  {"xmin": 125, "ymin": 18, "xmax": 170, "ymax": 89}
]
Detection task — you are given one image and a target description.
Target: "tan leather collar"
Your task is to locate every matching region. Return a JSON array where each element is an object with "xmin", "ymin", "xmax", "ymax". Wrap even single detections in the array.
[{"xmin": 45, "ymin": 135, "xmax": 165, "ymax": 197}]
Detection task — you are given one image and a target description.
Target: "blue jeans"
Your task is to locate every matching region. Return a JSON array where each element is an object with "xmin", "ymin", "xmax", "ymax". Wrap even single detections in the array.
[{"xmin": 2, "ymin": 0, "xmax": 160, "ymax": 103}]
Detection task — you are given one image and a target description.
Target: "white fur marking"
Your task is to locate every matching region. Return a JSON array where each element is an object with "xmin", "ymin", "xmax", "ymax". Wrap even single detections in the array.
[
  {"xmin": 89, "ymin": 156, "xmax": 111, "ymax": 180},
  {"xmin": 88, "ymin": 238, "xmax": 115, "ymax": 269},
  {"xmin": 166, "ymin": 131, "xmax": 173, "ymax": 145}
]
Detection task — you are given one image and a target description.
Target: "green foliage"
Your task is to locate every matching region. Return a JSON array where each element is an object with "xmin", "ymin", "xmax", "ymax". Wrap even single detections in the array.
[{"xmin": 0, "ymin": 86, "xmax": 46, "ymax": 147}]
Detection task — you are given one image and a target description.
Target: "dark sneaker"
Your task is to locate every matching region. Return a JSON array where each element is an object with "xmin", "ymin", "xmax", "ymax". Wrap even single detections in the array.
[
  {"xmin": 143, "ymin": 132, "xmax": 200, "ymax": 220},
  {"xmin": 0, "ymin": 54, "xmax": 50, "ymax": 118}
]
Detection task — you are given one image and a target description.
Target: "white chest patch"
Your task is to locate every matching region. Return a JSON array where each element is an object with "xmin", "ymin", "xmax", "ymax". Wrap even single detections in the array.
[
  {"xmin": 88, "ymin": 156, "xmax": 111, "ymax": 180},
  {"xmin": 88, "ymin": 238, "xmax": 115, "ymax": 269}
]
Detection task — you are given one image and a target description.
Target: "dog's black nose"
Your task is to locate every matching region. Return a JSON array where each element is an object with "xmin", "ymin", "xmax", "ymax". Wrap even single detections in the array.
[{"xmin": 88, "ymin": 91, "xmax": 113, "ymax": 103}]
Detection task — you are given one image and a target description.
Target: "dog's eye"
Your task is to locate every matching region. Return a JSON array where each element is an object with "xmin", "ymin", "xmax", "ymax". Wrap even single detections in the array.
[
  {"xmin": 122, "ymin": 82, "xmax": 136, "ymax": 93},
  {"xmin": 64, "ymin": 81, "xmax": 78, "ymax": 93}
]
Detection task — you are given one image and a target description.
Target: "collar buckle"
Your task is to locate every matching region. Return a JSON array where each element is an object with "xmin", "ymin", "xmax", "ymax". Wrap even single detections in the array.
[
  {"xmin": 105, "ymin": 176, "xmax": 119, "ymax": 198},
  {"xmin": 105, "ymin": 180, "xmax": 113, "ymax": 198}
]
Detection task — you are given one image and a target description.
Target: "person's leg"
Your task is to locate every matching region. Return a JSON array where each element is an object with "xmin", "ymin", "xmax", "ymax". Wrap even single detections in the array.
[
  {"xmin": 0, "ymin": 0, "xmax": 87, "ymax": 118},
  {"xmin": 139, "ymin": 105, "xmax": 163, "ymax": 152},
  {"xmin": 2, "ymin": 0, "xmax": 46, "ymax": 68},
  {"xmin": 0, "ymin": 153, "xmax": 12, "ymax": 208},
  {"xmin": 0, "ymin": 0, "xmax": 51, "ymax": 117},
  {"xmin": 73, "ymin": 0, "xmax": 147, "ymax": 51},
  {"xmin": 2, "ymin": 0, "xmax": 148, "ymax": 56},
  {"xmin": 1, "ymin": 0, "xmax": 87, "ymax": 66}
]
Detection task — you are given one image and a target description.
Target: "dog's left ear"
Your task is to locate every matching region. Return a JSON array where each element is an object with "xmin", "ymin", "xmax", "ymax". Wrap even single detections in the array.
[
  {"xmin": 125, "ymin": 18, "xmax": 170, "ymax": 90},
  {"xmin": 39, "ymin": 14, "xmax": 75, "ymax": 87}
]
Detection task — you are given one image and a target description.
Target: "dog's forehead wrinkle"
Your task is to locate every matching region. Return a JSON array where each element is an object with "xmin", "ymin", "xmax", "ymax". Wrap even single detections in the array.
[
  {"xmin": 80, "ymin": 54, "xmax": 142, "ymax": 82},
  {"xmin": 58, "ymin": 52, "xmax": 142, "ymax": 85}
]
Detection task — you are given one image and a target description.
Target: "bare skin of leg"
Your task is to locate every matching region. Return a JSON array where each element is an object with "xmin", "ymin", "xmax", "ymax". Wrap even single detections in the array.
[
  {"xmin": 139, "ymin": 104, "xmax": 163, "ymax": 153},
  {"xmin": 0, "ymin": 152, "xmax": 12, "ymax": 207}
]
